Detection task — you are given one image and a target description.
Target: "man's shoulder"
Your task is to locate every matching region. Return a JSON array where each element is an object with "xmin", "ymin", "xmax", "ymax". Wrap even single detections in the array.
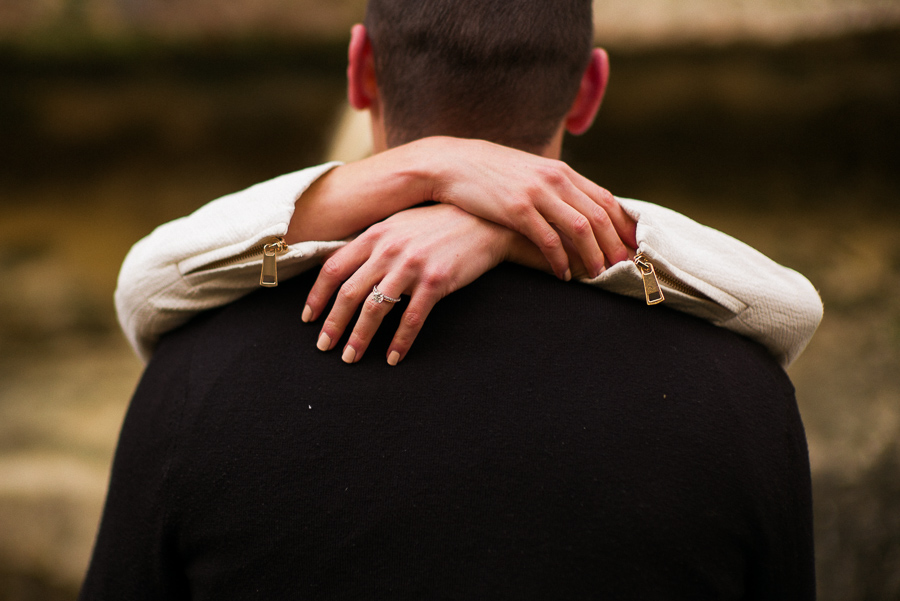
[{"xmin": 155, "ymin": 262, "xmax": 788, "ymax": 399}]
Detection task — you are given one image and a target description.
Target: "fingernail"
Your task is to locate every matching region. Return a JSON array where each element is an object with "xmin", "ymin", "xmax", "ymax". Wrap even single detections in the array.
[
  {"xmin": 387, "ymin": 350, "xmax": 400, "ymax": 366},
  {"xmin": 317, "ymin": 332, "xmax": 332, "ymax": 351},
  {"xmin": 342, "ymin": 346, "xmax": 357, "ymax": 364},
  {"xmin": 563, "ymin": 269, "xmax": 572, "ymax": 282},
  {"xmin": 301, "ymin": 305, "xmax": 313, "ymax": 323}
]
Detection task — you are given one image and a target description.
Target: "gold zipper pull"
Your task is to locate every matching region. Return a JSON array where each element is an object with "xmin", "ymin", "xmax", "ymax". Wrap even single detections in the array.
[
  {"xmin": 259, "ymin": 238, "xmax": 287, "ymax": 287},
  {"xmin": 634, "ymin": 252, "xmax": 665, "ymax": 305}
]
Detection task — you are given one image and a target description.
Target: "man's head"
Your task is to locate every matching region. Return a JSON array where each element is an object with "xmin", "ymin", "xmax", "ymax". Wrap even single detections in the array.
[{"xmin": 348, "ymin": 0, "xmax": 609, "ymax": 157}]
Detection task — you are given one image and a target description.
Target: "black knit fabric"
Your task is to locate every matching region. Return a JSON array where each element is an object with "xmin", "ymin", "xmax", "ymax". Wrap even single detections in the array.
[{"xmin": 81, "ymin": 264, "xmax": 815, "ymax": 600}]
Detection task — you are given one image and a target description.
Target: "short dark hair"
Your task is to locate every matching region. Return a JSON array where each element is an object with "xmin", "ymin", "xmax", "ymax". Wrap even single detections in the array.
[{"xmin": 364, "ymin": 0, "xmax": 594, "ymax": 152}]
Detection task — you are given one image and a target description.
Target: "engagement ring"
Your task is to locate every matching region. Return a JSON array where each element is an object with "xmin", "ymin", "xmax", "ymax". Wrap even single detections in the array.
[{"xmin": 371, "ymin": 285, "xmax": 401, "ymax": 304}]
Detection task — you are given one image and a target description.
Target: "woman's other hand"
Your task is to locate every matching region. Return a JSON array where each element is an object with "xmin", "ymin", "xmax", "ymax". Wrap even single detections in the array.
[{"xmin": 302, "ymin": 204, "xmax": 517, "ymax": 365}]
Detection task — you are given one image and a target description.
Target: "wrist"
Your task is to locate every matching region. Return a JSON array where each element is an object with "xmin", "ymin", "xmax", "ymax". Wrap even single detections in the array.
[
  {"xmin": 382, "ymin": 138, "xmax": 441, "ymax": 205},
  {"xmin": 399, "ymin": 136, "xmax": 474, "ymax": 205},
  {"xmin": 286, "ymin": 149, "xmax": 429, "ymax": 244}
]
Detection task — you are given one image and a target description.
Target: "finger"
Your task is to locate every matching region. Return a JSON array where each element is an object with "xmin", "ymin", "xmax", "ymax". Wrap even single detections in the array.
[
  {"xmin": 304, "ymin": 236, "xmax": 374, "ymax": 323},
  {"xmin": 535, "ymin": 168, "xmax": 630, "ymax": 272},
  {"xmin": 537, "ymin": 195, "xmax": 607, "ymax": 278},
  {"xmin": 341, "ymin": 276, "xmax": 409, "ymax": 364},
  {"xmin": 558, "ymin": 233, "xmax": 590, "ymax": 280},
  {"xmin": 316, "ymin": 266, "xmax": 379, "ymax": 353},
  {"xmin": 384, "ymin": 285, "xmax": 442, "ymax": 366},
  {"xmin": 510, "ymin": 202, "xmax": 572, "ymax": 280},
  {"xmin": 570, "ymin": 171, "xmax": 638, "ymax": 251},
  {"xmin": 587, "ymin": 201, "xmax": 632, "ymax": 269},
  {"xmin": 551, "ymin": 184, "xmax": 631, "ymax": 270}
]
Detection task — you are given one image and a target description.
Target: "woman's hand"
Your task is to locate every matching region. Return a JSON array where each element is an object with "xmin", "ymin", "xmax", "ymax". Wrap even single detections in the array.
[
  {"xmin": 288, "ymin": 137, "xmax": 637, "ymax": 282},
  {"xmin": 302, "ymin": 204, "xmax": 518, "ymax": 365},
  {"xmin": 417, "ymin": 137, "xmax": 637, "ymax": 280}
]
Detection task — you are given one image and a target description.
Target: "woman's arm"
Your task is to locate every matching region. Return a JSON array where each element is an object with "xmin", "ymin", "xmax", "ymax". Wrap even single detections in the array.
[
  {"xmin": 116, "ymin": 140, "xmax": 821, "ymax": 367},
  {"xmin": 117, "ymin": 137, "xmax": 636, "ymax": 362}
]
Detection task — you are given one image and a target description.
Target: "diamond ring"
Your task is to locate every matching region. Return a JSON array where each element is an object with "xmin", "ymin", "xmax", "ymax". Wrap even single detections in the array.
[{"xmin": 371, "ymin": 285, "xmax": 401, "ymax": 304}]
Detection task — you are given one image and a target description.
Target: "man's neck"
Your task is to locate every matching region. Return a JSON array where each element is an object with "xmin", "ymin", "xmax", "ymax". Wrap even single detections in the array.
[{"xmin": 370, "ymin": 111, "xmax": 566, "ymax": 160}]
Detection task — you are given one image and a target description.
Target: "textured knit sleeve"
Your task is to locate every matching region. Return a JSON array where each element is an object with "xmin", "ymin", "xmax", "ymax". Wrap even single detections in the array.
[
  {"xmin": 114, "ymin": 162, "xmax": 346, "ymax": 362},
  {"xmin": 582, "ymin": 198, "xmax": 823, "ymax": 367}
]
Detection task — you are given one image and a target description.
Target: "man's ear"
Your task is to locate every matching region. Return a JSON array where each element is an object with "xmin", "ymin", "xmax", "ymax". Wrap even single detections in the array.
[
  {"xmin": 347, "ymin": 24, "xmax": 379, "ymax": 110},
  {"xmin": 564, "ymin": 48, "xmax": 610, "ymax": 135}
]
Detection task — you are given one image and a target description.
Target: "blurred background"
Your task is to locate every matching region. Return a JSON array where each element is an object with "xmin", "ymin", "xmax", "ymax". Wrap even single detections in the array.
[{"xmin": 0, "ymin": 0, "xmax": 898, "ymax": 599}]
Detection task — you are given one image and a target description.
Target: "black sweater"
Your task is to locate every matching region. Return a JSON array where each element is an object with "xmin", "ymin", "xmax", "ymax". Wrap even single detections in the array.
[{"xmin": 81, "ymin": 264, "xmax": 815, "ymax": 600}]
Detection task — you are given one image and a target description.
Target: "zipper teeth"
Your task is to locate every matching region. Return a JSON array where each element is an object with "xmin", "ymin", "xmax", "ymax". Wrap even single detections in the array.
[
  {"xmin": 187, "ymin": 237, "xmax": 285, "ymax": 274},
  {"xmin": 635, "ymin": 252, "xmax": 709, "ymax": 300},
  {"xmin": 654, "ymin": 268, "xmax": 708, "ymax": 298}
]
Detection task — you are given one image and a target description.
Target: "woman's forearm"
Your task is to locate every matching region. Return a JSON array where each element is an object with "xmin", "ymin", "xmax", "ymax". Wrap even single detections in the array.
[{"xmin": 286, "ymin": 141, "xmax": 432, "ymax": 243}]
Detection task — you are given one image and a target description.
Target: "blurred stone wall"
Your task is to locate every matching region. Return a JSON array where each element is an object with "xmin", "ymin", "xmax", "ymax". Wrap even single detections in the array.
[{"xmin": 1, "ymin": 0, "xmax": 899, "ymax": 46}]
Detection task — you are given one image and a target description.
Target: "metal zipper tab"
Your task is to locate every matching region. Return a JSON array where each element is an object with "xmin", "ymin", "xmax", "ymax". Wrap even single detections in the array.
[
  {"xmin": 259, "ymin": 238, "xmax": 288, "ymax": 287},
  {"xmin": 633, "ymin": 252, "xmax": 665, "ymax": 305}
]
